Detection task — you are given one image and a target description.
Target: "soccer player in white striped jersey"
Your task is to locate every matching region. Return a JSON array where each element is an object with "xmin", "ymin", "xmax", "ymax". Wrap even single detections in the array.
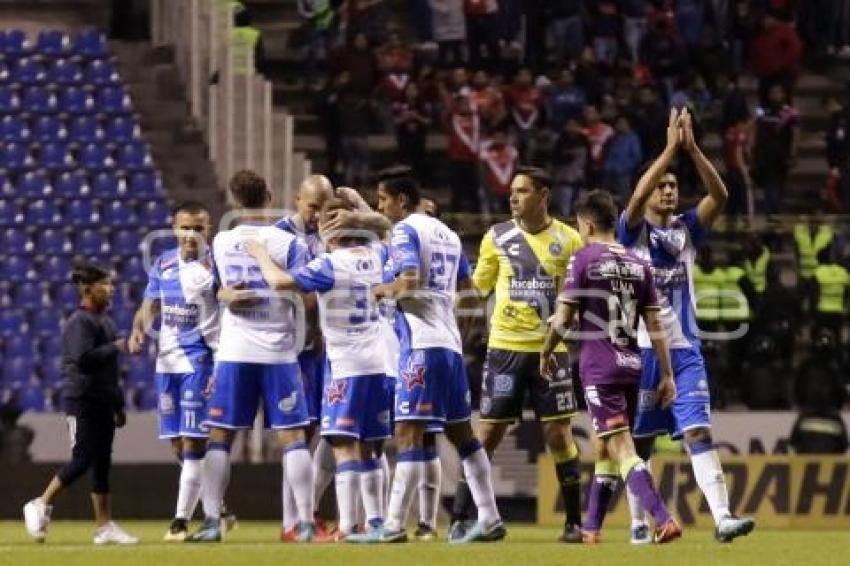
[{"xmin": 375, "ymin": 174, "xmax": 505, "ymax": 543}]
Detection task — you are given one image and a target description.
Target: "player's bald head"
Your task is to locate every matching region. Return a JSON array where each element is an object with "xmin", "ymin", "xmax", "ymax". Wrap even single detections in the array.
[{"xmin": 296, "ymin": 175, "xmax": 334, "ymax": 230}]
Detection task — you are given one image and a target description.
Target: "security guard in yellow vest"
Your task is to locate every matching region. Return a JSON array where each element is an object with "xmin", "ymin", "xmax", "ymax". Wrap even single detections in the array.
[
  {"xmin": 231, "ymin": 3, "xmax": 265, "ymax": 76},
  {"xmin": 693, "ymin": 247, "xmax": 724, "ymax": 334},
  {"xmin": 813, "ymin": 246, "xmax": 849, "ymax": 341},
  {"xmin": 794, "ymin": 222, "xmax": 834, "ymax": 312}
]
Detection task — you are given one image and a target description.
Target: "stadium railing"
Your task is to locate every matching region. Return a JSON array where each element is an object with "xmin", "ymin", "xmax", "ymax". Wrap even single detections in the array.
[{"xmin": 149, "ymin": 0, "xmax": 309, "ymax": 209}]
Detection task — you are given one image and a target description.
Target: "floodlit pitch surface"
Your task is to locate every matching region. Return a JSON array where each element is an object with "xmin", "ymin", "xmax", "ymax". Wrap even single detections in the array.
[{"xmin": 0, "ymin": 522, "xmax": 846, "ymax": 565}]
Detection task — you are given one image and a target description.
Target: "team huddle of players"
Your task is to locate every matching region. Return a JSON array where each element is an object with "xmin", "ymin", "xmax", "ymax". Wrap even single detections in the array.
[{"xmin": 129, "ymin": 108, "xmax": 756, "ymax": 545}]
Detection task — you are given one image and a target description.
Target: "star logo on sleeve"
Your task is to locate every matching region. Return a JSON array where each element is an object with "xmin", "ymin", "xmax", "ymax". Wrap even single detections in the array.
[
  {"xmin": 401, "ymin": 365, "xmax": 426, "ymax": 391},
  {"xmin": 326, "ymin": 380, "xmax": 347, "ymax": 406}
]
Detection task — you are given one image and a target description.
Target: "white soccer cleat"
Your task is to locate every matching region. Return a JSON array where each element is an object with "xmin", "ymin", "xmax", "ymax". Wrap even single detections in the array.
[
  {"xmin": 23, "ymin": 498, "xmax": 52, "ymax": 542},
  {"xmin": 93, "ymin": 521, "xmax": 139, "ymax": 545}
]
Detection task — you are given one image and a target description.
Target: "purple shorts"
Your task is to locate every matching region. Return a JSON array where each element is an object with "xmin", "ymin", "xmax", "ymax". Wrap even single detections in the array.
[{"xmin": 583, "ymin": 383, "xmax": 637, "ymax": 438}]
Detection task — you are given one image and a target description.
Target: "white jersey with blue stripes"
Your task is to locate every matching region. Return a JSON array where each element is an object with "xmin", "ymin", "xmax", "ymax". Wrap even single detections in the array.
[
  {"xmin": 616, "ymin": 208, "xmax": 707, "ymax": 350},
  {"xmin": 212, "ymin": 223, "xmax": 307, "ymax": 364},
  {"xmin": 293, "ymin": 244, "xmax": 385, "ymax": 379},
  {"xmin": 144, "ymin": 248, "xmax": 219, "ymax": 373},
  {"xmin": 389, "ymin": 213, "xmax": 470, "ymax": 354}
]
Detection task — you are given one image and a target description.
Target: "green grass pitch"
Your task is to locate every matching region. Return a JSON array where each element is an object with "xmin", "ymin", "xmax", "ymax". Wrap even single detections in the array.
[{"xmin": 0, "ymin": 522, "xmax": 847, "ymax": 566}]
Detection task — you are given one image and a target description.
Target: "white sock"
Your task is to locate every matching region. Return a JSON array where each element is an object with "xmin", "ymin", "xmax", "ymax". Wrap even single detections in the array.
[
  {"xmin": 626, "ymin": 483, "xmax": 648, "ymax": 527},
  {"xmin": 201, "ymin": 445, "xmax": 230, "ymax": 520},
  {"xmin": 691, "ymin": 449, "xmax": 731, "ymax": 524},
  {"xmin": 385, "ymin": 456, "xmax": 421, "ymax": 532},
  {"xmin": 281, "ymin": 470, "xmax": 298, "ymax": 530},
  {"xmin": 360, "ymin": 459, "xmax": 384, "ymax": 525},
  {"xmin": 313, "ymin": 438, "xmax": 336, "ymax": 508},
  {"xmin": 335, "ymin": 462, "xmax": 360, "ymax": 535},
  {"xmin": 461, "ymin": 442, "xmax": 501, "ymax": 527},
  {"xmin": 378, "ymin": 452, "xmax": 391, "ymax": 515},
  {"xmin": 419, "ymin": 456, "xmax": 441, "ymax": 528},
  {"xmin": 175, "ymin": 454, "xmax": 203, "ymax": 520},
  {"xmin": 284, "ymin": 443, "xmax": 315, "ymax": 524}
]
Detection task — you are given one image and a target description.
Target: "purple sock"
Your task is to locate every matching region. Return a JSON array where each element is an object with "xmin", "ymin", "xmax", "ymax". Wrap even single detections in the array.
[
  {"xmin": 625, "ymin": 464, "xmax": 671, "ymax": 525},
  {"xmin": 583, "ymin": 474, "xmax": 618, "ymax": 532}
]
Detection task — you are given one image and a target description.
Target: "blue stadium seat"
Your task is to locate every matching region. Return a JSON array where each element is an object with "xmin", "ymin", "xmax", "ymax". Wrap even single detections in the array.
[
  {"xmin": 38, "ymin": 142, "xmax": 75, "ymax": 170},
  {"xmin": 59, "ymin": 87, "xmax": 95, "ymax": 114},
  {"xmin": 11, "ymin": 282, "xmax": 45, "ymax": 309},
  {"xmin": 0, "ymin": 87, "xmax": 21, "ymax": 112},
  {"xmin": 91, "ymin": 170, "xmax": 126, "ymax": 198},
  {"xmin": 3, "ymin": 30, "xmax": 33, "ymax": 56},
  {"xmin": 74, "ymin": 29, "xmax": 108, "ymax": 58},
  {"xmin": 85, "ymin": 59, "xmax": 119, "ymax": 86},
  {"xmin": 65, "ymin": 198, "xmax": 99, "ymax": 226},
  {"xmin": 22, "ymin": 86, "xmax": 58, "ymax": 113},
  {"xmin": 2, "ymin": 334, "xmax": 34, "ymax": 357},
  {"xmin": 0, "ymin": 60, "xmax": 8, "ymax": 81},
  {"xmin": 1, "ymin": 227, "xmax": 32, "ymax": 253},
  {"xmin": 0, "ymin": 141, "xmax": 34, "ymax": 169},
  {"xmin": 0, "ymin": 309, "xmax": 25, "ymax": 337},
  {"xmin": 10, "ymin": 57, "xmax": 47, "ymax": 84},
  {"xmin": 139, "ymin": 200, "xmax": 171, "ymax": 227},
  {"xmin": 134, "ymin": 384, "xmax": 158, "ymax": 411},
  {"xmin": 129, "ymin": 170, "xmax": 162, "ymax": 197},
  {"xmin": 96, "ymin": 86, "xmax": 132, "ymax": 114},
  {"xmin": 42, "ymin": 334, "xmax": 63, "ymax": 357},
  {"xmin": 37, "ymin": 230, "xmax": 73, "ymax": 257},
  {"xmin": 112, "ymin": 306, "xmax": 134, "ymax": 333},
  {"xmin": 16, "ymin": 170, "xmax": 52, "ymax": 198},
  {"xmin": 30, "ymin": 309, "xmax": 61, "ymax": 337},
  {"xmin": 3, "ymin": 357, "xmax": 35, "ymax": 388},
  {"xmin": 74, "ymin": 228, "xmax": 108, "ymax": 256},
  {"xmin": 111, "ymin": 228, "xmax": 141, "ymax": 255},
  {"xmin": 37, "ymin": 30, "xmax": 72, "ymax": 57},
  {"xmin": 25, "ymin": 199, "xmax": 60, "ymax": 226},
  {"xmin": 0, "ymin": 115, "xmax": 30, "ymax": 141},
  {"xmin": 53, "ymin": 282, "xmax": 78, "ymax": 311},
  {"xmin": 68, "ymin": 115, "xmax": 103, "ymax": 143},
  {"xmin": 103, "ymin": 201, "xmax": 138, "ymax": 228},
  {"xmin": 106, "ymin": 116, "xmax": 138, "ymax": 142},
  {"xmin": 79, "ymin": 143, "xmax": 114, "ymax": 169},
  {"xmin": 0, "ymin": 199, "xmax": 24, "ymax": 226},
  {"xmin": 16, "ymin": 385, "xmax": 46, "ymax": 412},
  {"xmin": 40, "ymin": 255, "xmax": 72, "ymax": 281},
  {"xmin": 117, "ymin": 142, "xmax": 151, "ymax": 170},
  {"xmin": 47, "ymin": 57, "xmax": 84, "ymax": 85},
  {"xmin": 54, "ymin": 170, "xmax": 89, "ymax": 197},
  {"xmin": 0, "ymin": 255, "xmax": 34, "ymax": 283},
  {"xmin": 120, "ymin": 255, "xmax": 147, "ymax": 283},
  {"xmin": 42, "ymin": 355, "xmax": 63, "ymax": 385},
  {"xmin": 32, "ymin": 115, "xmax": 68, "ymax": 142}
]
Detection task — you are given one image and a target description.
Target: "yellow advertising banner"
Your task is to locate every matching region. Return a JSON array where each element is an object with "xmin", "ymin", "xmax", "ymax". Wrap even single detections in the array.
[{"xmin": 538, "ymin": 455, "xmax": 850, "ymax": 529}]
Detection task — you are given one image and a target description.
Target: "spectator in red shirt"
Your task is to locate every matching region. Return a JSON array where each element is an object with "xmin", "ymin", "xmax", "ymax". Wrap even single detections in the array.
[
  {"xmin": 468, "ymin": 69, "xmax": 507, "ymax": 130},
  {"xmin": 465, "ymin": 0, "xmax": 501, "ymax": 70},
  {"xmin": 723, "ymin": 115, "xmax": 754, "ymax": 217},
  {"xmin": 504, "ymin": 67, "xmax": 543, "ymax": 162},
  {"xmin": 749, "ymin": 10, "xmax": 802, "ymax": 105},
  {"xmin": 581, "ymin": 104, "xmax": 614, "ymax": 185},
  {"xmin": 445, "ymin": 94, "xmax": 481, "ymax": 211},
  {"xmin": 478, "ymin": 129, "xmax": 519, "ymax": 214},
  {"xmin": 394, "ymin": 82, "xmax": 433, "ymax": 182}
]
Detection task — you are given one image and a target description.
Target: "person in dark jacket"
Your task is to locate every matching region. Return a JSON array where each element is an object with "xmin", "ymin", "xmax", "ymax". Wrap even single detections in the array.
[{"xmin": 23, "ymin": 262, "xmax": 138, "ymax": 545}]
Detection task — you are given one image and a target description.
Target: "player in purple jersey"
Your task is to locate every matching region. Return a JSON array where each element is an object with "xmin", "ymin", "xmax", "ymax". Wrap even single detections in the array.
[
  {"xmin": 618, "ymin": 109, "xmax": 755, "ymax": 543},
  {"xmin": 541, "ymin": 190, "xmax": 681, "ymax": 544}
]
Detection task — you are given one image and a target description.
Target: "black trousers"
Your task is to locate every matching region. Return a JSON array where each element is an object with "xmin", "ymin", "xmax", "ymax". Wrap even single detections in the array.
[{"xmin": 57, "ymin": 408, "xmax": 116, "ymax": 494}]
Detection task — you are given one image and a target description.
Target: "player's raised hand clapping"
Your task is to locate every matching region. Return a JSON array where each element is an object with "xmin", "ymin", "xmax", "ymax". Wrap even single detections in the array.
[
  {"xmin": 679, "ymin": 108, "xmax": 697, "ymax": 155},
  {"xmin": 665, "ymin": 108, "xmax": 681, "ymax": 152}
]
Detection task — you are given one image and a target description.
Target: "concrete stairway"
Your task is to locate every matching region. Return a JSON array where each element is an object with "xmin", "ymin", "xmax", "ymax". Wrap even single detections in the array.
[{"xmin": 110, "ymin": 41, "xmax": 228, "ymax": 225}]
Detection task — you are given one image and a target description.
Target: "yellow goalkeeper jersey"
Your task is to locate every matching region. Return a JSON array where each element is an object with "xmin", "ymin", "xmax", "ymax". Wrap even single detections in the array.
[{"xmin": 473, "ymin": 218, "xmax": 583, "ymax": 352}]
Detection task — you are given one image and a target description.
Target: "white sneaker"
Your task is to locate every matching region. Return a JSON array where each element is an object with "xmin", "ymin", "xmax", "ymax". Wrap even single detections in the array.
[
  {"xmin": 23, "ymin": 498, "xmax": 52, "ymax": 542},
  {"xmin": 93, "ymin": 521, "xmax": 139, "ymax": 545}
]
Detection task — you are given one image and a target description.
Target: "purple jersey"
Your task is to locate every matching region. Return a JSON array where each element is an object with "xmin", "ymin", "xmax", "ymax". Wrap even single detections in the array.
[{"xmin": 560, "ymin": 242, "xmax": 659, "ymax": 386}]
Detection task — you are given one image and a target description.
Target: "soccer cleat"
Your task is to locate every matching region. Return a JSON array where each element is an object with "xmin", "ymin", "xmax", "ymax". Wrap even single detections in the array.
[
  {"xmin": 346, "ymin": 524, "xmax": 385, "ymax": 544},
  {"xmin": 23, "ymin": 498, "xmax": 52, "ymax": 543},
  {"xmin": 559, "ymin": 523, "xmax": 583, "ymax": 543},
  {"xmin": 630, "ymin": 523, "xmax": 651, "ymax": 545},
  {"xmin": 715, "ymin": 515, "xmax": 755, "ymax": 543},
  {"xmin": 220, "ymin": 503, "xmax": 238, "ymax": 533},
  {"xmin": 93, "ymin": 521, "xmax": 139, "ymax": 545},
  {"xmin": 581, "ymin": 530, "xmax": 602, "ymax": 545},
  {"xmin": 163, "ymin": 518, "xmax": 189, "ymax": 542},
  {"xmin": 447, "ymin": 519, "xmax": 476, "ymax": 542},
  {"xmin": 414, "ymin": 522, "xmax": 438, "ymax": 542},
  {"xmin": 380, "ymin": 528, "xmax": 409, "ymax": 543},
  {"xmin": 653, "ymin": 518, "xmax": 682, "ymax": 544},
  {"xmin": 185, "ymin": 517, "xmax": 222, "ymax": 543},
  {"xmin": 280, "ymin": 526, "xmax": 299, "ymax": 542},
  {"xmin": 449, "ymin": 520, "xmax": 507, "ymax": 544},
  {"xmin": 295, "ymin": 521, "xmax": 316, "ymax": 543}
]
